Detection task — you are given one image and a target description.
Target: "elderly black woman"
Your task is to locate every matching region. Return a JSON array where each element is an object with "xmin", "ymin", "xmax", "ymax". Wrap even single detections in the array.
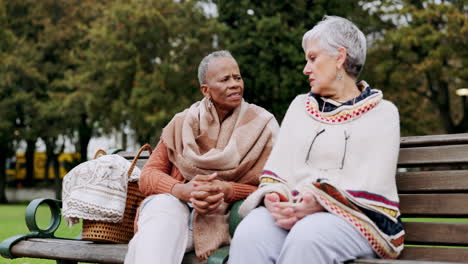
[
  {"xmin": 124, "ymin": 50, "xmax": 279, "ymax": 263},
  {"xmin": 230, "ymin": 16, "xmax": 405, "ymax": 263}
]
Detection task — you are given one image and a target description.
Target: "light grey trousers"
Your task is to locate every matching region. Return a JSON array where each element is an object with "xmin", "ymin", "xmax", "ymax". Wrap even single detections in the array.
[
  {"xmin": 229, "ymin": 206, "xmax": 375, "ymax": 264},
  {"xmin": 124, "ymin": 194, "xmax": 194, "ymax": 264}
]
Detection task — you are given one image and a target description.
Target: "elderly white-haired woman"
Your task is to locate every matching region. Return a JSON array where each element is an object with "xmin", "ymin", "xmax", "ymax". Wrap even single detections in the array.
[
  {"xmin": 229, "ymin": 16, "xmax": 405, "ymax": 263},
  {"xmin": 125, "ymin": 50, "xmax": 278, "ymax": 263}
]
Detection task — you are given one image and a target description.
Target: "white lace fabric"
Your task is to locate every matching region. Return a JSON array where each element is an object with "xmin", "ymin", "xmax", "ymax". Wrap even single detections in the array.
[{"xmin": 62, "ymin": 154, "xmax": 141, "ymax": 226}]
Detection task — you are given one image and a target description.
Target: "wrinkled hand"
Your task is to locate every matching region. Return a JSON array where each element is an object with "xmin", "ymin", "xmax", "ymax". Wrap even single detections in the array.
[
  {"xmin": 264, "ymin": 192, "xmax": 281, "ymax": 212},
  {"xmin": 190, "ymin": 173, "xmax": 226, "ymax": 215},
  {"xmin": 172, "ymin": 173, "xmax": 218, "ymax": 203},
  {"xmin": 267, "ymin": 192, "xmax": 324, "ymax": 230}
]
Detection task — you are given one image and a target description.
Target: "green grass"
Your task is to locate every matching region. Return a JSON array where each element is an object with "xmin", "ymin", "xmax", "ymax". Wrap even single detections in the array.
[{"xmin": 0, "ymin": 203, "xmax": 82, "ymax": 264}]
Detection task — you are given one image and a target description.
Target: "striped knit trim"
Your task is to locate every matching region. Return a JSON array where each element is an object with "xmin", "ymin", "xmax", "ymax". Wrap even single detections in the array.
[
  {"xmin": 369, "ymin": 204, "xmax": 399, "ymax": 218},
  {"xmin": 347, "ymin": 190, "xmax": 399, "ymax": 208},
  {"xmin": 305, "ymin": 91, "xmax": 382, "ymax": 124},
  {"xmin": 315, "ymin": 193, "xmax": 403, "ymax": 259},
  {"xmin": 260, "ymin": 170, "xmax": 287, "ymax": 184}
]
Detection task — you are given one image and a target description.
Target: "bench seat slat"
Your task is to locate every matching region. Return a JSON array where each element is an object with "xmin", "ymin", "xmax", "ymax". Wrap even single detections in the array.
[
  {"xmin": 403, "ymin": 222, "xmax": 468, "ymax": 245},
  {"xmin": 397, "ymin": 171, "xmax": 468, "ymax": 193},
  {"xmin": 353, "ymin": 259, "xmax": 456, "ymax": 264},
  {"xmin": 398, "ymin": 145, "xmax": 468, "ymax": 166},
  {"xmin": 11, "ymin": 239, "xmax": 126, "ymax": 264},
  {"xmin": 10, "ymin": 238, "xmax": 203, "ymax": 264},
  {"xmin": 400, "ymin": 194, "xmax": 468, "ymax": 216}
]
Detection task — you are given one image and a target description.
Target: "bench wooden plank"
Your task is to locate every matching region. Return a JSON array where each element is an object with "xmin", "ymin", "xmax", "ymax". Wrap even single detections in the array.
[
  {"xmin": 119, "ymin": 151, "xmax": 151, "ymax": 159},
  {"xmin": 10, "ymin": 238, "xmax": 203, "ymax": 264},
  {"xmin": 400, "ymin": 133, "xmax": 468, "ymax": 148},
  {"xmin": 397, "ymin": 171, "xmax": 468, "ymax": 193},
  {"xmin": 354, "ymin": 258, "xmax": 459, "ymax": 264},
  {"xmin": 403, "ymin": 222, "xmax": 468, "ymax": 245},
  {"xmin": 398, "ymin": 247, "xmax": 468, "ymax": 263},
  {"xmin": 398, "ymin": 145, "xmax": 468, "ymax": 166},
  {"xmin": 11, "ymin": 239, "xmax": 126, "ymax": 264},
  {"xmin": 400, "ymin": 194, "xmax": 468, "ymax": 216}
]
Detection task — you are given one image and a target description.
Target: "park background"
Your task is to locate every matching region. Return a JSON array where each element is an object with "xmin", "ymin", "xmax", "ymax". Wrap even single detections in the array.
[{"xmin": 0, "ymin": 0, "xmax": 466, "ymax": 262}]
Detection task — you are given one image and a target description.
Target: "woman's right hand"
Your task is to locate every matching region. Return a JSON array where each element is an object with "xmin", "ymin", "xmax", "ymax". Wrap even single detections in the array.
[
  {"xmin": 264, "ymin": 192, "xmax": 300, "ymax": 230},
  {"xmin": 190, "ymin": 184, "xmax": 224, "ymax": 214}
]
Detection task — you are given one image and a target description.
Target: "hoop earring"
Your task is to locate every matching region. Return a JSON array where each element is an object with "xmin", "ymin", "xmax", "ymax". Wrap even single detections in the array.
[{"xmin": 336, "ymin": 72, "xmax": 343, "ymax": 81}]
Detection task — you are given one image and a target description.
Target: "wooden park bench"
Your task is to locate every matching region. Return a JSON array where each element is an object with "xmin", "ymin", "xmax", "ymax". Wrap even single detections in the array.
[{"xmin": 2, "ymin": 133, "xmax": 468, "ymax": 263}]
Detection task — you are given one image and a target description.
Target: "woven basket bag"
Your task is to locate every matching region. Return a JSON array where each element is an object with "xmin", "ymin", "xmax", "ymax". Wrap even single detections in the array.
[{"xmin": 81, "ymin": 144, "xmax": 152, "ymax": 243}]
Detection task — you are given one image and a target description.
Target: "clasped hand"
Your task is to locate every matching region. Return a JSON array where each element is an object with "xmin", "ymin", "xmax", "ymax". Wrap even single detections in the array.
[
  {"xmin": 264, "ymin": 192, "xmax": 324, "ymax": 230},
  {"xmin": 173, "ymin": 173, "xmax": 228, "ymax": 215}
]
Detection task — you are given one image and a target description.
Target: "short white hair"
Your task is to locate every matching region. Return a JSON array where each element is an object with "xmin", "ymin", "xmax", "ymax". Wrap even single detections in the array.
[
  {"xmin": 198, "ymin": 50, "xmax": 234, "ymax": 85},
  {"xmin": 302, "ymin": 15, "xmax": 367, "ymax": 79}
]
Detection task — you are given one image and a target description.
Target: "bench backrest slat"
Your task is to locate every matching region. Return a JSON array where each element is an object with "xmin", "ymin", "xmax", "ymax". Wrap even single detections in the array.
[
  {"xmin": 118, "ymin": 151, "xmax": 151, "ymax": 159},
  {"xmin": 397, "ymin": 170, "xmax": 468, "ymax": 193},
  {"xmin": 135, "ymin": 159, "xmax": 149, "ymax": 170},
  {"xmin": 398, "ymin": 145, "xmax": 468, "ymax": 166},
  {"xmin": 400, "ymin": 194, "xmax": 468, "ymax": 217},
  {"xmin": 400, "ymin": 133, "xmax": 468, "ymax": 147},
  {"xmin": 404, "ymin": 222, "xmax": 468, "ymax": 245}
]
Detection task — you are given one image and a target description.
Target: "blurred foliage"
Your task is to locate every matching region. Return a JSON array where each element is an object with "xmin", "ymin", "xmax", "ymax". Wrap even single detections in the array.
[
  {"xmin": 363, "ymin": 0, "xmax": 467, "ymax": 135},
  {"xmin": 65, "ymin": 0, "xmax": 220, "ymax": 145}
]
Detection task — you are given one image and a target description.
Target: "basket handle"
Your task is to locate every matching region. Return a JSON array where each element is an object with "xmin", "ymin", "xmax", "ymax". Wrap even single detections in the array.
[
  {"xmin": 128, "ymin": 144, "xmax": 153, "ymax": 177},
  {"xmin": 93, "ymin": 149, "xmax": 107, "ymax": 159}
]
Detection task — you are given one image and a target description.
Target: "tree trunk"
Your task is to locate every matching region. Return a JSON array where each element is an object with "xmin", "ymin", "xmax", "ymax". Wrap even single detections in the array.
[
  {"xmin": 44, "ymin": 137, "xmax": 62, "ymax": 199},
  {"xmin": 53, "ymin": 156, "xmax": 61, "ymax": 200},
  {"xmin": 24, "ymin": 139, "xmax": 36, "ymax": 187},
  {"xmin": 78, "ymin": 113, "xmax": 93, "ymax": 162},
  {"xmin": 122, "ymin": 130, "xmax": 127, "ymax": 150},
  {"xmin": 0, "ymin": 150, "xmax": 9, "ymax": 204}
]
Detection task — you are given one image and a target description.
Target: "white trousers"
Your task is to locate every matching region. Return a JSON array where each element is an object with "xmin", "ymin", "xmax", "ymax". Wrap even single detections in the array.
[
  {"xmin": 124, "ymin": 194, "xmax": 193, "ymax": 264},
  {"xmin": 229, "ymin": 206, "xmax": 375, "ymax": 264}
]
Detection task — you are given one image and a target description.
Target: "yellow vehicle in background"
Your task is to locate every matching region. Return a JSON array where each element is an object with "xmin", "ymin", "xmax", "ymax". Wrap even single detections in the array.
[{"xmin": 6, "ymin": 152, "xmax": 81, "ymax": 183}]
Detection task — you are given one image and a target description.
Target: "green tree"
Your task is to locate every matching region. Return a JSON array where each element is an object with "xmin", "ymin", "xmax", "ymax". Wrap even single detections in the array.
[
  {"xmin": 363, "ymin": 0, "xmax": 468, "ymax": 135},
  {"xmin": 215, "ymin": 0, "xmax": 387, "ymax": 121},
  {"xmin": 1, "ymin": 0, "xmax": 49, "ymax": 187},
  {"xmin": 29, "ymin": 0, "xmax": 109, "ymax": 163},
  {"xmin": 68, "ymin": 0, "xmax": 220, "ymax": 145}
]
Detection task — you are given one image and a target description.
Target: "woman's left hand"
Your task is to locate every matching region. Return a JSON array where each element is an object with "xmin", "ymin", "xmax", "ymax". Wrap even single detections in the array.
[
  {"xmin": 190, "ymin": 184, "xmax": 225, "ymax": 215},
  {"xmin": 271, "ymin": 192, "xmax": 324, "ymax": 230}
]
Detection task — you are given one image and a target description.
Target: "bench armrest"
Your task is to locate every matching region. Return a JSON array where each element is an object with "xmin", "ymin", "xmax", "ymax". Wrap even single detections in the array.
[{"xmin": 0, "ymin": 198, "xmax": 62, "ymax": 258}]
